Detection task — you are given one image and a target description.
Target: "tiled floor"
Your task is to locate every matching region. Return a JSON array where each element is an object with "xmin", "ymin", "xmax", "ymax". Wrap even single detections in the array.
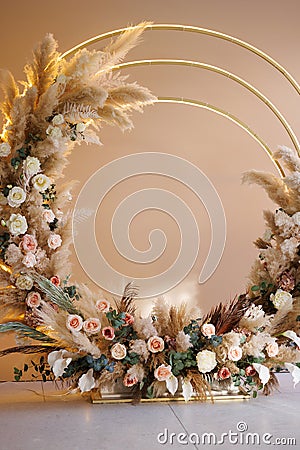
[{"xmin": 0, "ymin": 374, "xmax": 298, "ymax": 450}]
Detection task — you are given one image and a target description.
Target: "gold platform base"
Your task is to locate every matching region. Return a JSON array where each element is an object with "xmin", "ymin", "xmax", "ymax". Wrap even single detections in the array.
[{"xmin": 90, "ymin": 389, "xmax": 250, "ymax": 404}]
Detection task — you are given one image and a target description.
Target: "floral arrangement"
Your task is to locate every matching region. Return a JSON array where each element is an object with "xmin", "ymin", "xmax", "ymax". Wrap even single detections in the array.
[{"xmin": 0, "ymin": 25, "xmax": 299, "ymax": 402}]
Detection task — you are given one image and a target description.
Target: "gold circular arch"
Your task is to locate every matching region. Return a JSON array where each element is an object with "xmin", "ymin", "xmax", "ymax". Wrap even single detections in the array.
[
  {"xmin": 152, "ymin": 97, "xmax": 284, "ymax": 177},
  {"xmin": 60, "ymin": 24, "xmax": 300, "ymax": 177},
  {"xmin": 60, "ymin": 23, "xmax": 300, "ymax": 95},
  {"xmin": 113, "ymin": 59, "xmax": 299, "ymax": 155}
]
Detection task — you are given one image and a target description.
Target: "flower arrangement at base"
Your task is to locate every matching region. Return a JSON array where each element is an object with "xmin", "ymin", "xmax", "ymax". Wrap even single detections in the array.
[{"xmin": 0, "ymin": 25, "xmax": 299, "ymax": 403}]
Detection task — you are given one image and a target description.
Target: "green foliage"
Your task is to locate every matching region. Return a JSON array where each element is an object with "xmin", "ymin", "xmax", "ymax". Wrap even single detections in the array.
[
  {"xmin": 122, "ymin": 352, "xmax": 140, "ymax": 366},
  {"xmin": 63, "ymin": 355, "xmax": 115, "ymax": 379},
  {"xmin": 251, "ymin": 281, "xmax": 274, "ymax": 296},
  {"xmin": 41, "ymin": 184, "xmax": 56, "ymax": 202},
  {"xmin": 14, "ymin": 356, "xmax": 53, "ymax": 382},
  {"xmin": 169, "ymin": 349, "xmax": 197, "ymax": 376},
  {"xmin": 106, "ymin": 310, "xmax": 126, "ymax": 329},
  {"xmin": 0, "ymin": 232, "xmax": 10, "ymax": 259}
]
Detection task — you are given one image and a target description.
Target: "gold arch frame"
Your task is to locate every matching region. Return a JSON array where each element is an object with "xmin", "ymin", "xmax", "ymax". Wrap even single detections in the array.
[{"xmin": 61, "ymin": 24, "xmax": 300, "ymax": 176}]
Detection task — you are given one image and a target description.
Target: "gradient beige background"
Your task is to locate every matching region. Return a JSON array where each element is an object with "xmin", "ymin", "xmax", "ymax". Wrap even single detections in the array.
[{"xmin": 0, "ymin": 0, "xmax": 299, "ymax": 379}]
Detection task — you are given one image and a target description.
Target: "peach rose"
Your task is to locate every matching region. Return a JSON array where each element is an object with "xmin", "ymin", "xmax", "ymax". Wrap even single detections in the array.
[
  {"xmin": 50, "ymin": 275, "xmax": 60, "ymax": 286},
  {"xmin": 154, "ymin": 364, "xmax": 172, "ymax": 381},
  {"xmin": 21, "ymin": 234, "xmax": 37, "ymax": 253},
  {"xmin": 26, "ymin": 291, "xmax": 41, "ymax": 309},
  {"xmin": 245, "ymin": 365, "xmax": 256, "ymax": 377},
  {"xmin": 66, "ymin": 314, "xmax": 83, "ymax": 332},
  {"xmin": 47, "ymin": 233, "xmax": 62, "ymax": 250},
  {"xmin": 83, "ymin": 318, "xmax": 101, "ymax": 334},
  {"xmin": 42, "ymin": 209, "xmax": 56, "ymax": 223},
  {"xmin": 201, "ymin": 323, "xmax": 216, "ymax": 338},
  {"xmin": 22, "ymin": 252, "xmax": 36, "ymax": 268},
  {"xmin": 147, "ymin": 336, "xmax": 165, "ymax": 353},
  {"xmin": 102, "ymin": 326, "xmax": 115, "ymax": 340},
  {"xmin": 217, "ymin": 367, "xmax": 231, "ymax": 380},
  {"xmin": 111, "ymin": 343, "xmax": 127, "ymax": 360},
  {"xmin": 266, "ymin": 341, "xmax": 279, "ymax": 357},
  {"xmin": 123, "ymin": 313, "xmax": 134, "ymax": 326},
  {"xmin": 228, "ymin": 346, "xmax": 243, "ymax": 361},
  {"xmin": 123, "ymin": 373, "xmax": 138, "ymax": 387},
  {"xmin": 96, "ymin": 298, "xmax": 110, "ymax": 313}
]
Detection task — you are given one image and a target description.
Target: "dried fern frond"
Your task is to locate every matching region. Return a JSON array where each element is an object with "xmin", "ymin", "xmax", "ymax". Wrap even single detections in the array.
[
  {"xmin": 115, "ymin": 282, "xmax": 138, "ymax": 315},
  {"xmin": 0, "ymin": 322, "xmax": 55, "ymax": 342},
  {"xmin": 62, "ymin": 102, "xmax": 100, "ymax": 122},
  {"xmin": 0, "ymin": 344, "xmax": 55, "ymax": 358},
  {"xmin": 254, "ymin": 238, "xmax": 271, "ymax": 249},
  {"xmin": 24, "ymin": 33, "xmax": 60, "ymax": 97},
  {"xmin": 202, "ymin": 295, "xmax": 251, "ymax": 335}
]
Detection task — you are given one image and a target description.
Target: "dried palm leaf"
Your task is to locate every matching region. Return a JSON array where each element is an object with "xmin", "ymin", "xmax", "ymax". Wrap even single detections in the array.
[
  {"xmin": 114, "ymin": 282, "xmax": 138, "ymax": 315},
  {"xmin": 202, "ymin": 295, "xmax": 251, "ymax": 335},
  {"xmin": 0, "ymin": 322, "xmax": 55, "ymax": 342},
  {"xmin": 0, "ymin": 344, "xmax": 55, "ymax": 357},
  {"xmin": 188, "ymin": 370, "xmax": 213, "ymax": 402}
]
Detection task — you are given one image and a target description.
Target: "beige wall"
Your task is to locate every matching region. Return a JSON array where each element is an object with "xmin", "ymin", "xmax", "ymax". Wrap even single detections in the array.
[{"xmin": 0, "ymin": 0, "xmax": 299, "ymax": 379}]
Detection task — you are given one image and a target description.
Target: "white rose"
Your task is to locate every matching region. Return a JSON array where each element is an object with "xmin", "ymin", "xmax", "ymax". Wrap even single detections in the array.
[
  {"xmin": 270, "ymin": 289, "xmax": 293, "ymax": 310},
  {"xmin": 0, "ymin": 142, "xmax": 11, "ymax": 157},
  {"xmin": 23, "ymin": 156, "xmax": 41, "ymax": 178},
  {"xmin": 228, "ymin": 346, "xmax": 243, "ymax": 361},
  {"xmin": 32, "ymin": 174, "xmax": 51, "ymax": 192},
  {"xmin": 196, "ymin": 349, "xmax": 217, "ymax": 373},
  {"xmin": 66, "ymin": 314, "xmax": 83, "ymax": 332},
  {"xmin": 47, "ymin": 233, "xmax": 62, "ymax": 250},
  {"xmin": 42, "ymin": 209, "xmax": 56, "ymax": 223},
  {"xmin": 7, "ymin": 213, "xmax": 28, "ymax": 236},
  {"xmin": 7, "ymin": 186, "xmax": 26, "ymax": 207},
  {"xmin": 46, "ymin": 125, "xmax": 63, "ymax": 140},
  {"xmin": 22, "ymin": 252, "xmax": 36, "ymax": 268},
  {"xmin": 15, "ymin": 275, "xmax": 33, "ymax": 290},
  {"xmin": 52, "ymin": 114, "xmax": 65, "ymax": 126},
  {"xmin": 111, "ymin": 343, "xmax": 127, "ymax": 360},
  {"xmin": 76, "ymin": 123, "xmax": 86, "ymax": 133}
]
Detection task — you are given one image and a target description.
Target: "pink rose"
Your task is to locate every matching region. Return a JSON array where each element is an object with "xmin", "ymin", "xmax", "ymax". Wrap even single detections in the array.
[
  {"xmin": 83, "ymin": 318, "xmax": 101, "ymax": 334},
  {"xmin": 42, "ymin": 209, "xmax": 56, "ymax": 223},
  {"xmin": 102, "ymin": 326, "xmax": 115, "ymax": 340},
  {"xmin": 266, "ymin": 342, "xmax": 279, "ymax": 357},
  {"xmin": 22, "ymin": 252, "xmax": 36, "ymax": 268},
  {"xmin": 147, "ymin": 336, "xmax": 165, "ymax": 353},
  {"xmin": 26, "ymin": 291, "xmax": 41, "ymax": 308},
  {"xmin": 50, "ymin": 275, "xmax": 60, "ymax": 286},
  {"xmin": 123, "ymin": 373, "xmax": 138, "ymax": 387},
  {"xmin": 96, "ymin": 298, "xmax": 110, "ymax": 313},
  {"xmin": 123, "ymin": 313, "xmax": 134, "ymax": 326},
  {"xmin": 201, "ymin": 323, "xmax": 216, "ymax": 338},
  {"xmin": 228, "ymin": 346, "xmax": 243, "ymax": 361},
  {"xmin": 47, "ymin": 233, "xmax": 62, "ymax": 250},
  {"xmin": 245, "ymin": 366, "xmax": 256, "ymax": 377},
  {"xmin": 154, "ymin": 364, "xmax": 172, "ymax": 381},
  {"xmin": 217, "ymin": 367, "xmax": 231, "ymax": 380},
  {"xmin": 20, "ymin": 234, "xmax": 37, "ymax": 253},
  {"xmin": 66, "ymin": 314, "xmax": 83, "ymax": 332}
]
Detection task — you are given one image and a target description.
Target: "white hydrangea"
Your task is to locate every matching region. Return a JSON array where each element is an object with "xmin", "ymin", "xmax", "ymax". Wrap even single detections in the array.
[{"xmin": 280, "ymin": 237, "xmax": 299, "ymax": 258}]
